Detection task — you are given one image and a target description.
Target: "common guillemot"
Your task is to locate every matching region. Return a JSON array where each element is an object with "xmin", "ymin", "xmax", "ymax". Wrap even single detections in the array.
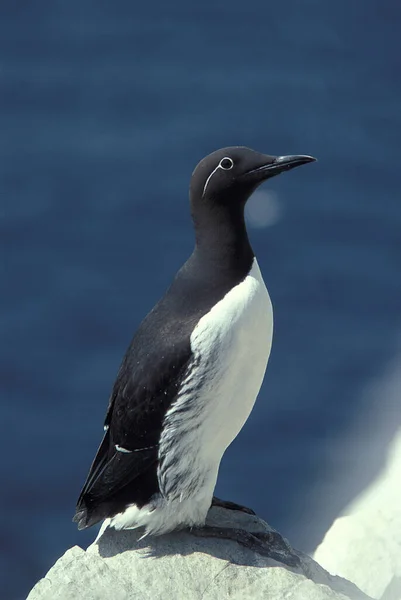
[{"xmin": 74, "ymin": 147, "xmax": 315, "ymax": 562}]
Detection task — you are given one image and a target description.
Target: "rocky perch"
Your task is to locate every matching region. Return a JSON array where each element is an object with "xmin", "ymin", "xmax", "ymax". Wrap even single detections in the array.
[
  {"xmin": 27, "ymin": 429, "xmax": 401, "ymax": 600},
  {"xmin": 28, "ymin": 507, "xmax": 375, "ymax": 600}
]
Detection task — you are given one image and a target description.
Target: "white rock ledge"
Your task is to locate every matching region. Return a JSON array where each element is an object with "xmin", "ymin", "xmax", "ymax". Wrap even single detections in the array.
[
  {"xmin": 314, "ymin": 431, "xmax": 401, "ymax": 600},
  {"xmin": 28, "ymin": 507, "xmax": 372, "ymax": 600}
]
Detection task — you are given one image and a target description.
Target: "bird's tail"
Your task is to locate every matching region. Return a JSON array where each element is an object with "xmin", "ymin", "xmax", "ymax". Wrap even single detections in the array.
[{"xmin": 73, "ymin": 430, "xmax": 111, "ymax": 529}]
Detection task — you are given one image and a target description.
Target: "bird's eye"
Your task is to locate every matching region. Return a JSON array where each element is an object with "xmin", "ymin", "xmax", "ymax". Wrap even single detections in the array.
[{"xmin": 220, "ymin": 157, "xmax": 234, "ymax": 170}]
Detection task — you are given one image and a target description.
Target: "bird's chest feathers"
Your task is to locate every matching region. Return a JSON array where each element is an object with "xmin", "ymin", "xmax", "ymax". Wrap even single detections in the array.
[
  {"xmin": 189, "ymin": 259, "xmax": 273, "ymax": 448},
  {"xmin": 193, "ymin": 262, "xmax": 272, "ymax": 369},
  {"xmin": 158, "ymin": 259, "xmax": 273, "ymax": 502}
]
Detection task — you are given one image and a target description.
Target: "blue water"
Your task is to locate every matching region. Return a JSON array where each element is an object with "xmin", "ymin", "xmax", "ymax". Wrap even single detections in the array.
[{"xmin": 2, "ymin": 2, "xmax": 401, "ymax": 598}]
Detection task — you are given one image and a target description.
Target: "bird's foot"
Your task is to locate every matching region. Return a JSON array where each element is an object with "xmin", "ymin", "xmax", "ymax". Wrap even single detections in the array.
[
  {"xmin": 211, "ymin": 496, "xmax": 256, "ymax": 515},
  {"xmin": 190, "ymin": 525, "xmax": 300, "ymax": 568}
]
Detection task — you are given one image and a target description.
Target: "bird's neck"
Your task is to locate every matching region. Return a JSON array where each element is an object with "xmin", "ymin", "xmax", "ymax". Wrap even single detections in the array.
[{"xmin": 191, "ymin": 203, "xmax": 254, "ymax": 272}]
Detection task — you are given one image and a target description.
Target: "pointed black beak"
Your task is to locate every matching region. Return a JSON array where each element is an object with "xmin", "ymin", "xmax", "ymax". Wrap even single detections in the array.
[{"xmin": 245, "ymin": 154, "xmax": 317, "ymax": 181}]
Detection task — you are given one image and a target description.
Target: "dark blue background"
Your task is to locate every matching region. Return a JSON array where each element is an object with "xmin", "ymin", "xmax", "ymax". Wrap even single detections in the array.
[{"xmin": 2, "ymin": 2, "xmax": 401, "ymax": 598}]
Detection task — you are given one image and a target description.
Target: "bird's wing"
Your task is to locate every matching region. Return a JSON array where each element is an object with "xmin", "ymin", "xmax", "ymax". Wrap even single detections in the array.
[{"xmin": 74, "ymin": 307, "xmax": 194, "ymax": 529}]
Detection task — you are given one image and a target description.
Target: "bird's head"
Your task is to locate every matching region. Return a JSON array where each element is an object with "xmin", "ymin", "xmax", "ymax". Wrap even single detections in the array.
[{"xmin": 190, "ymin": 146, "xmax": 316, "ymax": 209}]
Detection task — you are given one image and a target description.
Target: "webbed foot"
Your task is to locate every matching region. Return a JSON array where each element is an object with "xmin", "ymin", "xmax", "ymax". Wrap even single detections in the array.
[{"xmin": 211, "ymin": 496, "xmax": 256, "ymax": 515}]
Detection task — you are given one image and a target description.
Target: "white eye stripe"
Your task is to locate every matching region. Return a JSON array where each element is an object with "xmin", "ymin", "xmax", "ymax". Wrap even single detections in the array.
[
  {"xmin": 202, "ymin": 156, "xmax": 234, "ymax": 197},
  {"xmin": 202, "ymin": 165, "xmax": 220, "ymax": 197}
]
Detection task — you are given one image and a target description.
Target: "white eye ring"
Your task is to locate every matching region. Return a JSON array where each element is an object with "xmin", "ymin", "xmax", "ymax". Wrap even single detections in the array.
[{"xmin": 219, "ymin": 157, "xmax": 234, "ymax": 170}]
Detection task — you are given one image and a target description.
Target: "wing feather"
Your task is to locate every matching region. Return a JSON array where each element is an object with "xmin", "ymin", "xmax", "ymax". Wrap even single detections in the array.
[{"xmin": 73, "ymin": 303, "xmax": 195, "ymax": 528}]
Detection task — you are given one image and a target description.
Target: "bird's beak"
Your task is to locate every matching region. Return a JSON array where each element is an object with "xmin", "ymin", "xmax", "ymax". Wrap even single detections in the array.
[{"xmin": 245, "ymin": 154, "xmax": 317, "ymax": 182}]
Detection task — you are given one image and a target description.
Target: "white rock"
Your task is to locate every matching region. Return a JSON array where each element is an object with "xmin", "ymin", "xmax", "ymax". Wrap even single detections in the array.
[
  {"xmin": 28, "ymin": 507, "xmax": 371, "ymax": 600},
  {"xmin": 27, "ymin": 545, "xmax": 130, "ymax": 600},
  {"xmin": 314, "ymin": 431, "xmax": 401, "ymax": 600}
]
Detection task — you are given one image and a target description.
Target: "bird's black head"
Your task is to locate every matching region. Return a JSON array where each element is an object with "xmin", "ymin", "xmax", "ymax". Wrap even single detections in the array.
[
  {"xmin": 189, "ymin": 146, "xmax": 316, "ymax": 259},
  {"xmin": 190, "ymin": 146, "xmax": 316, "ymax": 209}
]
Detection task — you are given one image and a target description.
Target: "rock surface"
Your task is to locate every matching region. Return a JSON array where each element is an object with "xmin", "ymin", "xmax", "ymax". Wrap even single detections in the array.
[
  {"xmin": 28, "ymin": 507, "xmax": 372, "ymax": 600},
  {"xmin": 315, "ymin": 431, "xmax": 401, "ymax": 600}
]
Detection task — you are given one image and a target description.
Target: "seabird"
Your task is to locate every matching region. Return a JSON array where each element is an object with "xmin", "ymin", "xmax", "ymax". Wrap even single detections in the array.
[{"xmin": 74, "ymin": 146, "xmax": 315, "ymax": 563}]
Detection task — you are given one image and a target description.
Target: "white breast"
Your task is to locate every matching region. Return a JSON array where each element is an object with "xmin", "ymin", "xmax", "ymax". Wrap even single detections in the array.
[{"xmin": 158, "ymin": 257, "xmax": 273, "ymax": 506}]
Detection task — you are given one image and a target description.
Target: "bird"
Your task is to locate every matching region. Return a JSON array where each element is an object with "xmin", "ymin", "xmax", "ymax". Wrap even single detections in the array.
[{"xmin": 73, "ymin": 146, "xmax": 315, "ymax": 563}]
